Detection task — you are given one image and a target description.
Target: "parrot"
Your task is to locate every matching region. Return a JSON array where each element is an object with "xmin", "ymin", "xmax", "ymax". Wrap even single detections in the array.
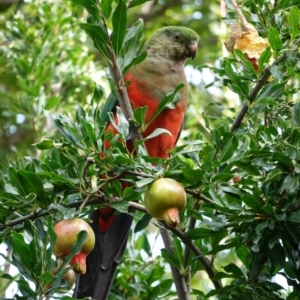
[{"xmin": 74, "ymin": 26, "xmax": 198, "ymax": 299}]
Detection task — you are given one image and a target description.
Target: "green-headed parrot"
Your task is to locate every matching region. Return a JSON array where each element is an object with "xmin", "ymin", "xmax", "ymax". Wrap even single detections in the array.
[{"xmin": 74, "ymin": 26, "xmax": 198, "ymax": 299}]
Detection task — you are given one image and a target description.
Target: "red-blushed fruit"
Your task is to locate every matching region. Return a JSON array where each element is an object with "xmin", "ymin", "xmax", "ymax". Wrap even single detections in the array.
[
  {"xmin": 53, "ymin": 218, "xmax": 95, "ymax": 274},
  {"xmin": 144, "ymin": 178, "xmax": 186, "ymax": 227}
]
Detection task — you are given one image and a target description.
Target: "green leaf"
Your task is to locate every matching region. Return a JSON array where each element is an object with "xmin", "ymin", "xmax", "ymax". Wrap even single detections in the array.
[
  {"xmin": 11, "ymin": 231, "xmax": 34, "ymax": 279},
  {"xmin": 288, "ymin": 210, "xmax": 300, "ymax": 222},
  {"xmin": 211, "ymin": 173, "xmax": 233, "ymax": 183},
  {"xmin": 152, "ymin": 279, "xmax": 173, "ymax": 297},
  {"xmin": 129, "ymin": 0, "xmax": 151, "ymax": 8},
  {"xmin": 122, "ymin": 19, "xmax": 146, "ymax": 73},
  {"xmin": 219, "ymin": 135, "xmax": 238, "ymax": 163},
  {"xmin": 136, "ymin": 177, "xmax": 155, "ymax": 188},
  {"xmin": 268, "ymin": 27, "xmax": 282, "ymax": 52},
  {"xmin": 236, "ymin": 245, "xmax": 250, "ymax": 267},
  {"xmin": 33, "ymin": 138, "xmax": 54, "ymax": 150},
  {"xmin": 173, "ymin": 237, "xmax": 184, "ymax": 266},
  {"xmin": 265, "ymin": 168, "xmax": 283, "ymax": 182},
  {"xmin": 17, "ymin": 277, "xmax": 36, "ymax": 296},
  {"xmin": 8, "ymin": 167, "xmax": 27, "ymax": 196},
  {"xmin": 92, "ymin": 85, "xmax": 104, "ymax": 105},
  {"xmin": 258, "ymin": 47, "xmax": 272, "ymax": 72},
  {"xmin": 242, "ymin": 194, "xmax": 264, "ymax": 211},
  {"xmin": 224, "ymin": 61, "xmax": 249, "ymax": 97},
  {"xmin": 100, "ymin": 93, "xmax": 118, "ymax": 123},
  {"xmin": 288, "ymin": 7, "xmax": 300, "ymax": 43},
  {"xmin": 283, "ymin": 175, "xmax": 299, "ymax": 195},
  {"xmin": 112, "ymin": 0, "xmax": 127, "ymax": 55},
  {"xmin": 221, "ymin": 263, "xmax": 245, "ymax": 279},
  {"xmin": 261, "ymin": 202, "xmax": 274, "ymax": 215},
  {"xmin": 80, "ymin": 23, "xmax": 109, "ymax": 59},
  {"xmin": 108, "ymin": 107, "xmax": 129, "ymax": 139},
  {"xmin": 123, "ymin": 51, "xmax": 147, "ymax": 74},
  {"xmin": 45, "ymin": 96, "xmax": 60, "ymax": 110},
  {"xmin": 269, "ymin": 243, "xmax": 285, "ymax": 270},
  {"xmin": 292, "ymin": 102, "xmax": 300, "ymax": 127},
  {"xmin": 70, "ymin": 0, "xmax": 100, "ymax": 19},
  {"xmin": 161, "ymin": 248, "xmax": 181, "ymax": 269},
  {"xmin": 101, "ymin": 0, "xmax": 114, "ymax": 18},
  {"xmin": 143, "ymin": 128, "xmax": 171, "ymax": 141},
  {"xmin": 256, "ymin": 80, "xmax": 285, "ymax": 101},
  {"xmin": 234, "ymin": 49, "xmax": 257, "ymax": 73},
  {"xmin": 134, "ymin": 213, "xmax": 152, "ymax": 233},
  {"xmin": 133, "ymin": 106, "xmax": 148, "ymax": 127},
  {"xmin": 17, "ymin": 170, "xmax": 47, "ymax": 205},
  {"xmin": 145, "ymin": 83, "xmax": 185, "ymax": 127}
]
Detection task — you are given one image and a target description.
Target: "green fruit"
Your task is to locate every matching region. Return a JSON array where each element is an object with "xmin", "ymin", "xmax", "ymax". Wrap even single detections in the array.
[
  {"xmin": 144, "ymin": 178, "xmax": 186, "ymax": 227},
  {"xmin": 53, "ymin": 218, "xmax": 95, "ymax": 274}
]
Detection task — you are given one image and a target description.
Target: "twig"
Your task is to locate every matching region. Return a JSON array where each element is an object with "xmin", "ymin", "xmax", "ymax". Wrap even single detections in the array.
[
  {"xmin": 183, "ymin": 200, "xmax": 202, "ymax": 291},
  {"xmin": 230, "ymin": 38, "xmax": 300, "ymax": 132},
  {"xmin": 185, "ymin": 189, "xmax": 215, "ymax": 204},
  {"xmin": 0, "ymin": 197, "xmax": 146, "ymax": 230},
  {"xmin": 79, "ymin": 194, "xmax": 92, "ymax": 211},
  {"xmin": 160, "ymin": 228, "xmax": 190, "ymax": 300},
  {"xmin": 228, "ymin": 0, "xmax": 251, "ymax": 31},
  {"xmin": 82, "ymin": 157, "xmax": 95, "ymax": 187},
  {"xmin": 163, "ymin": 222, "xmax": 222, "ymax": 290}
]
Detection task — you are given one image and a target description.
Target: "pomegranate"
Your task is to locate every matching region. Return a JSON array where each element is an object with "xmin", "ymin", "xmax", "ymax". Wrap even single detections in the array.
[
  {"xmin": 144, "ymin": 178, "xmax": 186, "ymax": 227},
  {"xmin": 53, "ymin": 218, "xmax": 95, "ymax": 274}
]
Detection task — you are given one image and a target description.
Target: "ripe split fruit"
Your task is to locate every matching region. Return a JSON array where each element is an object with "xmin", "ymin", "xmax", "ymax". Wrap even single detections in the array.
[
  {"xmin": 144, "ymin": 178, "xmax": 186, "ymax": 227},
  {"xmin": 53, "ymin": 218, "xmax": 95, "ymax": 274}
]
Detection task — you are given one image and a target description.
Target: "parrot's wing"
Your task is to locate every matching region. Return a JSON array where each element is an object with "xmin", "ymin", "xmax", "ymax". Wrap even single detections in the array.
[{"xmin": 74, "ymin": 210, "xmax": 133, "ymax": 299}]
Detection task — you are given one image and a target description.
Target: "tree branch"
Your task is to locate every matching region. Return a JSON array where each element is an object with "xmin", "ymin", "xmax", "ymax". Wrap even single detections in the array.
[
  {"xmin": 160, "ymin": 228, "xmax": 190, "ymax": 300},
  {"xmin": 98, "ymin": 6, "xmax": 143, "ymax": 143},
  {"xmin": 183, "ymin": 200, "xmax": 202, "ymax": 291},
  {"xmin": 230, "ymin": 38, "xmax": 300, "ymax": 132},
  {"xmin": 0, "ymin": 196, "xmax": 146, "ymax": 230},
  {"xmin": 228, "ymin": 0, "xmax": 251, "ymax": 31},
  {"xmin": 185, "ymin": 189, "xmax": 216, "ymax": 204},
  {"xmin": 162, "ymin": 222, "xmax": 222, "ymax": 290}
]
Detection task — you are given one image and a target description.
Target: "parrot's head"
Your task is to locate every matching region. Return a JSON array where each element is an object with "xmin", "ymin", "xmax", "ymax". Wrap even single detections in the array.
[{"xmin": 145, "ymin": 26, "xmax": 198, "ymax": 62}]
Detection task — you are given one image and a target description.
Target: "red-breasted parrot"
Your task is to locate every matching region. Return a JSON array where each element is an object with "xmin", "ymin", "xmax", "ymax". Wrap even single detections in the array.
[{"xmin": 74, "ymin": 26, "xmax": 198, "ymax": 299}]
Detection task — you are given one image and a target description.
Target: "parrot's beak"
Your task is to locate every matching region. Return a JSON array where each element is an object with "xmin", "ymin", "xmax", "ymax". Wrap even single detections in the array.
[{"xmin": 186, "ymin": 41, "xmax": 198, "ymax": 60}]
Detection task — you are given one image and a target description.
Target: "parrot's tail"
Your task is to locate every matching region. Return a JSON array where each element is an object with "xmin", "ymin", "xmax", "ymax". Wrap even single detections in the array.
[{"xmin": 74, "ymin": 209, "xmax": 133, "ymax": 299}]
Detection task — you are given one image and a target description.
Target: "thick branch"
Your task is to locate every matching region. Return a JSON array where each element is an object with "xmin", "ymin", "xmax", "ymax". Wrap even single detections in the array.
[
  {"xmin": 230, "ymin": 38, "xmax": 300, "ymax": 132},
  {"xmin": 160, "ymin": 228, "xmax": 190, "ymax": 300}
]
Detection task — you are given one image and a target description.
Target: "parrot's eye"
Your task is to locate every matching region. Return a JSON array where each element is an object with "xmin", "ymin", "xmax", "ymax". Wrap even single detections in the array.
[{"xmin": 173, "ymin": 33, "xmax": 180, "ymax": 41}]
